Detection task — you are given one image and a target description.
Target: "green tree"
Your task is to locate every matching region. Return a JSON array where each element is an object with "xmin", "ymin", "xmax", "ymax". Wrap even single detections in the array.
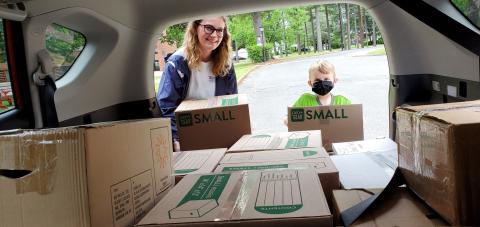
[{"xmin": 160, "ymin": 23, "xmax": 187, "ymax": 48}]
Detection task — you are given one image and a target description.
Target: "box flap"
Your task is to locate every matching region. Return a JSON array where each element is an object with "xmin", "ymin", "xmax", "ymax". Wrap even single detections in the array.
[
  {"xmin": 220, "ymin": 147, "xmax": 329, "ymax": 164},
  {"xmin": 176, "ymin": 94, "xmax": 248, "ymax": 112},
  {"xmin": 228, "ymin": 130, "xmax": 322, "ymax": 152},
  {"xmin": 173, "ymin": 148, "xmax": 227, "ymax": 175},
  {"xmin": 397, "ymin": 100, "xmax": 480, "ymax": 125}
]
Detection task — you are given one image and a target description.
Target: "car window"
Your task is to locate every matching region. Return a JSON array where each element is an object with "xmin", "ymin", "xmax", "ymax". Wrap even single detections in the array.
[
  {"xmin": 45, "ymin": 23, "xmax": 86, "ymax": 80},
  {"xmin": 450, "ymin": 0, "xmax": 480, "ymax": 29},
  {"xmin": 0, "ymin": 19, "xmax": 15, "ymax": 114}
]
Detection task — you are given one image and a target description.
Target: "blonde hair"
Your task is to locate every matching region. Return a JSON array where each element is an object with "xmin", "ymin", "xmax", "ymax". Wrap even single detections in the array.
[
  {"xmin": 308, "ymin": 60, "xmax": 336, "ymax": 82},
  {"xmin": 183, "ymin": 17, "xmax": 232, "ymax": 76}
]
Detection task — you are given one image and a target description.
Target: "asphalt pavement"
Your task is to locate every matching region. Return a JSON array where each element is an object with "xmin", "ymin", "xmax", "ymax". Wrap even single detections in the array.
[{"xmin": 238, "ymin": 46, "xmax": 390, "ymax": 139}]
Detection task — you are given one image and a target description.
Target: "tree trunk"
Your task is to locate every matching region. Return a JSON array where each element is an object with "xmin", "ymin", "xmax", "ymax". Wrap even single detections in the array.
[
  {"xmin": 358, "ymin": 5, "xmax": 365, "ymax": 48},
  {"xmin": 325, "ymin": 4, "xmax": 331, "ymax": 51},
  {"xmin": 296, "ymin": 33, "xmax": 301, "ymax": 54},
  {"xmin": 363, "ymin": 9, "xmax": 370, "ymax": 46},
  {"xmin": 310, "ymin": 8, "xmax": 317, "ymax": 52},
  {"xmin": 372, "ymin": 19, "xmax": 377, "ymax": 46},
  {"xmin": 252, "ymin": 12, "xmax": 264, "ymax": 45},
  {"xmin": 345, "ymin": 4, "xmax": 351, "ymax": 50},
  {"xmin": 303, "ymin": 22, "xmax": 308, "ymax": 54},
  {"xmin": 337, "ymin": 4, "xmax": 344, "ymax": 50},
  {"xmin": 353, "ymin": 7, "xmax": 358, "ymax": 48},
  {"xmin": 315, "ymin": 6, "xmax": 322, "ymax": 51},
  {"xmin": 281, "ymin": 10, "xmax": 288, "ymax": 56}
]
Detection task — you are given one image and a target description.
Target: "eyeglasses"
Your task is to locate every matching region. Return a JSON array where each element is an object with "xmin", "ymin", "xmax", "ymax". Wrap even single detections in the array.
[{"xmin": 199, "ymin": 24, "xmax": 224, "ymax": 36}]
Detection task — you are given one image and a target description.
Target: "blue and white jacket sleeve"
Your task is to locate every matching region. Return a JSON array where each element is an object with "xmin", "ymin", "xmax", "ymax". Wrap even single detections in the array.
[{"xmin": 157, "ymin": 61, "xmax": 184, "ymax": 140}]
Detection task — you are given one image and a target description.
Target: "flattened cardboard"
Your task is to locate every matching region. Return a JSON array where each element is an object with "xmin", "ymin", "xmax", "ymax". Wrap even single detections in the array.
[
  {"xmin": 173, "ymin": 148, "xmax": 227, "ymax": 183},
  {"xmin": 227, "ymin": 130, "xmax": 322, "ymax": 153},
  {"xmin": 331, "ymin": 153, "xmax": 395, "ymax": 189},
  {"xmin": 396, "ymin": 100, "xmax": 480, "ymax": 225},
  {"xmin": 332, "ymin": 138, "xmax": 397, "ymax": 154},
  {"xmin": 0, "ymin": 119, "xmax": 174, "ymax": 227},
  {"xmin": 137, "ymin": 169, "xmax": 332, "ymax": 227},
  {"xmin": 333, "ymin": 188, "xmax": 448, "ymax": 226},
  {"xmin": 287, "ymin": 104, "xmax": 363, "ymax": 151},
  {"xmin": 175, "ymin": 94, "xmax": 251, "ymax": 151},
  {"xmin": 332, "ymin": 138, "xmax": 398, "ymax": 170}
]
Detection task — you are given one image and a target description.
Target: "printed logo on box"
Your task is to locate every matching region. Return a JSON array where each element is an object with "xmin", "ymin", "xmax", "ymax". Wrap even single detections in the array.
[
  {"xmin": 179, "ymin": 111, "xmax": 237, "ymax": 127},
  {"xmin": 305, "ymin": 108, "xmax": 348, "ymax": 120},
  {"xmin": 178, "ymin": 113, "xmax": 193, "ymax": 127},
  {"xmin": 290, "ymin": 109, "xmax": 305, "ymax": 122}
]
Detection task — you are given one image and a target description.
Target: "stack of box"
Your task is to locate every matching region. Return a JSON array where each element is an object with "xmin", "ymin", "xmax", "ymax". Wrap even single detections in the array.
[
  {"xmin": 175, "ymin": 94, "xmax": 251, "ymax": 151},
  {"xmin": 0, "ymin": 119, "xmax": 174, "ymax": 227},
  {"xmin": 173, "ymin": 148, "xmax": 227, "ymax": 183},
  {"xmin": 137, "ymin": 169, "xmax": 333, "ymax": 227},
  {"xmin": 287, "ymin": 104, "xmax": 364, "ymax": 151},
  {"xmin": 396, "ymin": 100, "xmax": 480, "ymax": 225}
]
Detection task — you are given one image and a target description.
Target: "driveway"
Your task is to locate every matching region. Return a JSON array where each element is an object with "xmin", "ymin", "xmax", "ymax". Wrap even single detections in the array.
[{"xmin": 239, "ymin": 46, "xmax": 390, "ymax": 139}]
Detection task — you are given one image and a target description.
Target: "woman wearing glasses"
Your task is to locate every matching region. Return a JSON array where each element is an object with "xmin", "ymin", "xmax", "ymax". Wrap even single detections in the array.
[{"xmin": 157, "ymin": 17, "xmax": 237, "ymax": 148}]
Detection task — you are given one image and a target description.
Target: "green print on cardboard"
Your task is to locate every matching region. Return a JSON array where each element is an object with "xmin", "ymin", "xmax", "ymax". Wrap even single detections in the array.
[
  {"xmin": 168, "ymin": 174, "xmax": 230, "ymax": 219},
  {"xmin": 221, "ymin": 96, "xmax": 239, "ymax": 106},
  {"xmin": 254, "ymin": 170, "xmax": 303, "ymax": 214},
  {"xmin": 174, "ymin": 169, "xmax": 198, "ymax": 174},
  {"xmin": 178, "ymin": 113, "xmax": 193, "ymax": 127},
  {"xmin": 221, "ymin": 164, "xmax": 289, "ymax": 172},
  {"xmin": 290, "ymin": 109, "xmax": 305, "ymax": 122},
  {"xmin": 302, "ymin": 150, "xmax": 317, "ymax": 157},
  {"xmin": 285, "ymin": 132, "xmax": 310, "ymax": 148}
]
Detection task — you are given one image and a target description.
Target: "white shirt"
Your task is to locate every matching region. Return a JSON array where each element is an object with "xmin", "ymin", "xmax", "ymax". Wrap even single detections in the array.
[{"xmin": 186, "ymin": 61, "xmax": 216, "ymax": 100}]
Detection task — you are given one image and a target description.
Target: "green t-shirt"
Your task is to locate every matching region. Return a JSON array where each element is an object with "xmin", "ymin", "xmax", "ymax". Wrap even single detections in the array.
[{"xmin": 293, "ymin": 93, "xmax": 351, "ymax": 107}]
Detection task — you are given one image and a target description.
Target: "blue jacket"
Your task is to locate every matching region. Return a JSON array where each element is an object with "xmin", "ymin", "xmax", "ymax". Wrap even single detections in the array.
[{"xmin": 157, "ymin": 51, "xmax": 238, "ymax": 139}]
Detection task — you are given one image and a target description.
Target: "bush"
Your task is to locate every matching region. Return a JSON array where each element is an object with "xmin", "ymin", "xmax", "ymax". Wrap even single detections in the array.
[
  {"xmin": 246, "ymin": 43, "xmax": 274, "ymax": 62},
  {"xmin": 246, "ymin": 45, "xmax": 263, "ymax": 62}
]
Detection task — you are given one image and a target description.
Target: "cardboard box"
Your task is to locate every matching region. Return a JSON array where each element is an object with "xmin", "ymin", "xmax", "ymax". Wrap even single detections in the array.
[
  {"xmin": 287, "ymin": 104, "xmax": 364, "ymax": 151},
  {"xmin": 137, "ymin": 169, "xmax": 332, "ymax": 227},
  {"xmin": 332, "ymin": 188, "xmax": 448, "ymax": 226},
  {"xmin": 332, "ymin": 138, "xmax": 398, "ymax": 170},
  {"xmin": 396, "ymin": 100, "xmax": 480, "ymax": 225},
  {"xmin": 0, "ymin": 119, "xmax": 174, "ymax": 227},
  {"xmin": 227, "ymin": 130, "xmax": 322, "ymax": 153},
  {"xmin": 173, "ymin": 148, "xmax": 227, "ymax": 183},
  {"xmin": 215, "ymin": 148, "xmax": 339, "ymax": 208},
  {"xmin": 175, "ymin": 94, "xmax": 251, "ymax": 151},
  {"xmin": 331, "ymin": 153, "xmax": 395, "ymax": 189}
]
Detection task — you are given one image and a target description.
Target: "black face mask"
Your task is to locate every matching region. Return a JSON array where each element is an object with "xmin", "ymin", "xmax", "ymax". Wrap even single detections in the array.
[{"xmin": 312, "ymin": 80, "xmax": 334, "ymax": 96}]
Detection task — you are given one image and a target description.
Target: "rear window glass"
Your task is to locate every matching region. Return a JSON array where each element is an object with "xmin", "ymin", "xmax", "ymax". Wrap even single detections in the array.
[
  {"xmin": 45, "ymin": 24, "xmax": 86, "ymax": 80},
  {"xmin": 0, "ymin": 19, "xmax": 15, "ymax": 114},
  {"xmin": 450, "ymin": 0, "xmax": 480, "ymax": 29}
]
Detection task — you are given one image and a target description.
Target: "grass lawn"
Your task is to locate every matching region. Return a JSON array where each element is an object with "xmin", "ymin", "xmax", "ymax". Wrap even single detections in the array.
[
  {"xmin": 234, "ymin": 61, "xmax": 256, "ymax": 81},
  {"xmin": 367, "ymin": 48, "xmax": 386, "ymax": 55}
]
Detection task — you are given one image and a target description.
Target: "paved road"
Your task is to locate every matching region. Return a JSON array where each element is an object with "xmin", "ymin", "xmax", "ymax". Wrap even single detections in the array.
[{"xmin": 239, "ymin": 47, "xmax": 390, "ymax": 139}]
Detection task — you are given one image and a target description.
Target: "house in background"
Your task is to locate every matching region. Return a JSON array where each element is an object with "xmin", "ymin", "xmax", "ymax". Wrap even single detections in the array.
[{"xmin": 154, "ymin": 40, "xmax": 177, "ymax": 71}]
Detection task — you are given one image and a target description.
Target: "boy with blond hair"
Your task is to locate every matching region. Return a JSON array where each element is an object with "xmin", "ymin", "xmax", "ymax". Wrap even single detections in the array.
[{"xmin": 293, "ymin": 60, "xmax": 351, "ymax": 107}]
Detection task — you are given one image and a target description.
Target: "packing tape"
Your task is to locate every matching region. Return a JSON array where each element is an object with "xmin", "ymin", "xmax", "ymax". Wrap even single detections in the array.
[
  {"xmin": 214, "ymin": 171, "xmax": 256, "ymax": 221},
  {"xmin": 0, "ymin": 128, "xmax": 79, "ymax": 195}
]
